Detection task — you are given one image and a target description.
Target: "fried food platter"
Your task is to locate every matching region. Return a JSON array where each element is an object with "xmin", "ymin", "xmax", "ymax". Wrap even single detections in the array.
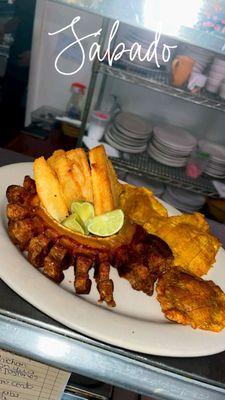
[{"xmin": 1, "ymin": 156, "xmax": 225, "ymax": 357}]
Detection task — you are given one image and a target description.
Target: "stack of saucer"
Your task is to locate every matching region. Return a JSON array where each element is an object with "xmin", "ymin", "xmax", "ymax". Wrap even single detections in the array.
[
  {"xmin": 126, "ymin": 174, "xmax": 165, "ymax": 197},
  {"xmin": 162, "ymin": 186, "xmax": 205, "ymax": 213},
  {"xmin": 105, "ymin": 112, "xmax": 152, "ymax": 154},
  {"xmin": 198, "ymin": 140, "xmax": 225, "ymax": 179},
  {"xmin": 206, "ymin": 57, "xmax": 225, "ymax": 94},
  {"xmin": 148, "ymin": 125, "xmax": 197, "ymax": 167}
]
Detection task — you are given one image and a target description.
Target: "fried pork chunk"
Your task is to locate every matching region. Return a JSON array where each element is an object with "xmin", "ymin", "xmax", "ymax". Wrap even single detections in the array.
[
  {"xmin": 75, "ymin": 256, "xmax": 93, "ymax": 295},
  {"xmin": 95, "ymin": 254, "xmax": 116, "ymax": 307},
  {"xmin": 114, "ymin": 226, "xmax": 173, "ymax": 296},
  {"xmin": 157, "ymin": 268, "xmax": 225, "ymax": 332}
]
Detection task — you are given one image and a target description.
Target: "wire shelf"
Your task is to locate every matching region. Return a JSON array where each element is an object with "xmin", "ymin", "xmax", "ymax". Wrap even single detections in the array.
[
  {"xmin": 110, "ymin": 152, "xmax": 219, "ymax": 197},
  {"xmin": 98, "ymin": 63, "xmax": 225, "ymax": 113}
]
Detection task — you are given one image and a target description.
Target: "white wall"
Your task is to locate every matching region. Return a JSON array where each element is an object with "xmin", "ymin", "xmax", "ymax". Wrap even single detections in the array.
[
  {"xmin": 26, "ymin": 1, "xmax": 225, "ymax": 145},
  {"xmin": 26, "ymin": 0, "xmax": 102, "ymax": 122}
]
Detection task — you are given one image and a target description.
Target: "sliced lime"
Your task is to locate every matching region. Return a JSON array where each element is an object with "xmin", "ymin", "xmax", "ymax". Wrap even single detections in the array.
[
  {"xmin": 87, "ymin": 209, "xmax": 124, "ymax": 237},
  {"xmin": 71, "ymin": 201, "xmax": 95, "ymax": 224},
  {"xmin": 62, "ymin": 213, "xmax": 85, "ymax": 234}
]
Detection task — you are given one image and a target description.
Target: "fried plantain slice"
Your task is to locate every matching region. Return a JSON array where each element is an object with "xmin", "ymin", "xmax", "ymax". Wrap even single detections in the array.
[{"xmin": 157, "ymin": 268, "xmax": 225, "ymax": 332}]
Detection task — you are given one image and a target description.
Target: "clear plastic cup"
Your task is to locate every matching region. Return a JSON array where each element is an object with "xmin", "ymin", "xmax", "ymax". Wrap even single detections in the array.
[{"xmin": 87, "ymin": 111, "xmax": 110, "ymax": 141}]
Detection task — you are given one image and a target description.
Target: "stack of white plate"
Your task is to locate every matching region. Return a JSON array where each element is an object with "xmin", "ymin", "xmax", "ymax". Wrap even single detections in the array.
[
  {"xmin": 105, "ymin": 112, "xmax": 152, "ymax": 154},
  {"xmin": 198, "ymin": 140, "xmax": 225, "ymax": 179},
  {"xmin": 206, "ymin": 58, "xmax": 225, "ymax": 94},
  {"xmin": 148, "ymin": 125, "xmax": 197, "ymax": 167},
  {"xmin": 162, "ymin": 186, "xmax": 205, "ymax": 213},
  {"xmin": 126, "ymin": 174, "xmax": 165, "ymax": 197}
]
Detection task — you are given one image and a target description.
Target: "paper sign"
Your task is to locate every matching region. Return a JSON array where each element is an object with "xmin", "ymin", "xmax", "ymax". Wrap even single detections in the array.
[{"xmin": 0, "ymin": 349, "xmax": 71, "ymax": 400}]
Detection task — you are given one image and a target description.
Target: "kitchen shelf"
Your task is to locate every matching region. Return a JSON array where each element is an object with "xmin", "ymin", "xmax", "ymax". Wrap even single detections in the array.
[
  {"xmin": 110, "ymin": 152, "xmax": 218, "ymax": 198},
  {"xmin": 97, "ymin": 63, "xmax": 225, "ymax": 113}
]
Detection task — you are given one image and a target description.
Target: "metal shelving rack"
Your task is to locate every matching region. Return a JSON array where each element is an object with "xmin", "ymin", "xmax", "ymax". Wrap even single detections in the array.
[
  {"xmin": 111, "ymin": 153, "xmax": 218, "ymax": 197},
  {"xmin": 97, "ymin": 63, "xmax": 225, "ymax": 113},
  {"xmin": 79, "ymin": 50, "xmax": 225, "ymax": 196},
  {"xmin": 59, "ymin": 0, "xmax": 225, "ymax": 197}
]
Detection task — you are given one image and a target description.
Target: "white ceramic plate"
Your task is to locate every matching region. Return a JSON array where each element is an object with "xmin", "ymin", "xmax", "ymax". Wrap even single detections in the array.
[
  {"xmin": 153, "ymin": 125, "xmax": 197, "ymax": 150},
  {"xmin": 105, "ymin": 132, "xmax": 147, "ymax": 154},
  {"xmin": 148, "ymin": 148, "xmax": 187, "ymax": 167},
  {"xmin": 199, "ymin": 140, "xmax": 225, "ymax": 163},
  {"xmin": 1, "ymin": 163, "xmax": 225, "ymax": 357},
  {"xmin": 115, "ymin": 113, "xmax": 152, "ymax": 136}
]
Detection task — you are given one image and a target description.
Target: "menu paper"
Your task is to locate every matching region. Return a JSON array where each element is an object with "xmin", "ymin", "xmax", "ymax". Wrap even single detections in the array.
[
  {"xmin": 0, "ymin": 349, "xmax": 71, "ymax": 400},
  {"xmin": 213, "ymin": 180, "xmax": 225, "ymax": 198}
]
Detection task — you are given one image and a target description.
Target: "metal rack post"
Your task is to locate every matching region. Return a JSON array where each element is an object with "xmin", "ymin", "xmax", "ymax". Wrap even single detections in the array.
[{"xmin": 78, "ymin": 17, "xmax": 110, "ymax": 146}]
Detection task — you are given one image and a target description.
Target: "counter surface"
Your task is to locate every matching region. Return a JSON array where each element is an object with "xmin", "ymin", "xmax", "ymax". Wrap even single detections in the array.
[{"xmin": 1, "ymin": 148, "xmax": 225, "ymax": 400}]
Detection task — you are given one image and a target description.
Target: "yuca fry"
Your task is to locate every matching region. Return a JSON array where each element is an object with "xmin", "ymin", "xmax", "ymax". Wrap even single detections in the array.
[
  {"xmin": 66, "ymin": 149, "xmax": 93, "ymax": 202},
  {"xmin": 33, "ymin": 157, "xmax": 68, "ymax": 222},
  {"xmin": 89, "ymin": 145, "xmax": 118, "ymax": 215},
  {"xmin": 48, "ymin": 151, "xmax": 83, "ymax": 208},
  {"xmin": 47, "ymin": 150, "xmax": 65, "ymax": 173},
  {"xmin": 107, "ymin": 159, "xmax": 123, "ymax": 208}
]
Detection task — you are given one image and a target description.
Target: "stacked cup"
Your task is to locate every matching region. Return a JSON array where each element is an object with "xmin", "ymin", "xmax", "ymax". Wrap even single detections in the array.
[
  {"xmin": 220, "ymin": 80, "xmax": 225, "ymax": 100},
  {"xmin": 206, "ymin": 58, "xmax": 225, "ymax": 94}
]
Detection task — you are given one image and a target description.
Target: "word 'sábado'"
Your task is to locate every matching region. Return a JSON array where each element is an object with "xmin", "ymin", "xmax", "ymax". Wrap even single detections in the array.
[{"xmin": 49, "ymin": 16, "xmax": 177, "ymax": 76}]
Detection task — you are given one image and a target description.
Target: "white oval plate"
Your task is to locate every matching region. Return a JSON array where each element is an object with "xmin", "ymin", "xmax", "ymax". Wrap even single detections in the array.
[{"xmin": 1, "ymin": 163, "xmax": 225, "ymax": 357}]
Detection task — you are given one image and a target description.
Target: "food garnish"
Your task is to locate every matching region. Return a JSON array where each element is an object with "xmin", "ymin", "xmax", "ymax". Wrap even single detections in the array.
[
  {"xmin": 71, "ymin": 201, "xmax": 94, "ymax": 225},
  {"xmin": 62, "ymin": 212, "xmax": 85, "ymax": 234},
  {"xmin": 86, "ymin": 209, "xmax": 124, "ymax": 237}
]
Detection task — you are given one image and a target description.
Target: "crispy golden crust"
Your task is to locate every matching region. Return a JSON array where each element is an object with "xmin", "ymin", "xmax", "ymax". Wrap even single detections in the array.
[
  {"xmin": 106, "ymin": 159, "xmax": 123, "ymax": 208},
  {"xmin": 47, "ymin": 151, "xmax": 83, "ymax": 207},
  {"xmin": 119, "ymin": 184, "xmax": 168, "ymax": 226},
  {"xmin": 47, "ymin": 149, "xmax": 65, "ymax": 172},
  {"xmin": 66, "ymin": 148, "xmax": 93, "ymax": 203},
  {"xmin": 157, "ymin": 268, "xmax": 225, "ymax": 332},
  {"xmin": 144, "ymin": 213, "xmax": 221, "ymax": 277},
  {"xmin": 89, "ymin": 145, "xmax": 118, "ymax": 215},
  {"xmin": 34, "ymin": 157, "xmax": 69, "ymax": 222}
]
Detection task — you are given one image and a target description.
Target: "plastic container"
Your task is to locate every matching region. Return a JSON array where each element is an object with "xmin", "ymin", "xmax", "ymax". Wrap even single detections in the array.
[
  {"xmin": 66, "ymin": 82, "xmax": 86, "ymax": 120},
  {"xmin": 31, "ymin": 106, "xmax": 63, "ymax": 131},
  {"xmin": 87, "ymin": 111, "xmax": 110, "ymax": 140},
  {"xmin": 186, "ymin": 150, "xmax": 209, "ymax": 179}
]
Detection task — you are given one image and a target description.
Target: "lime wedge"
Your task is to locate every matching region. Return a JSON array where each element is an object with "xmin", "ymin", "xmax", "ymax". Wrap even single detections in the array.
[
  {"xmin": 71, "ymin": 201, "xmax": 95, "ymax": 224},
  {"xmin": 86, "ymin": 209, "xmax": 124, "ymax": 237},
  {"xmin": 62, "ymin": 213, "xmax": 85, "ymax": 234}
]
